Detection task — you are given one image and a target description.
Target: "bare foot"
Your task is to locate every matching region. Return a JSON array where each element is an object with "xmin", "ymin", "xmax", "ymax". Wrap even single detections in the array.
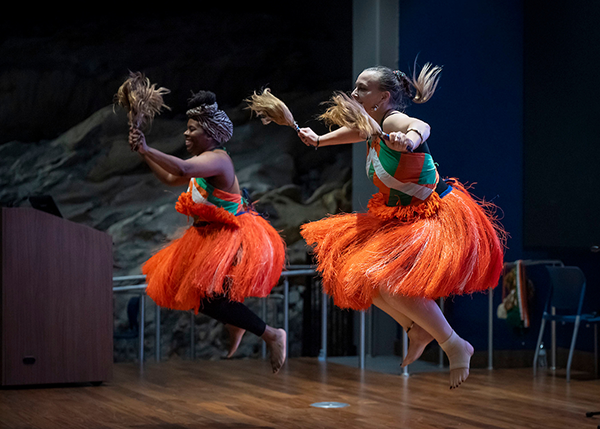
[
  {"xmin": 439, "ymin": 331, "xmax": 474, "ymax": 389},
  {"xmin": 262, "ymin": 326, "xmax": 287, "ymax": 374},
  {"xmin": 225, "ymin": 325, "xmax": 246, "ymax": 358},
  {"xmin": 401, "ymin": 323, "xmax": 434, "ymax": 367}
]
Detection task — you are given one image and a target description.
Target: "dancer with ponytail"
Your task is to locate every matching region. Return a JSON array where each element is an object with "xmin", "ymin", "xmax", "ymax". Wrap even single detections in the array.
[
  {"xmin": 128, "ymin": 89, "xmax": 287, "ymax": 373},
  {"xmin": 294, "ymin": 63, "xmax": 505, "ymax": 389}
]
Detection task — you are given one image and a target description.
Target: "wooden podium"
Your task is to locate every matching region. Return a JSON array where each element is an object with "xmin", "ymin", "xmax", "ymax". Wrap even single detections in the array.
[{"xmin": 0, "ymin": 208, "xmax": 113, "ymax": 386}]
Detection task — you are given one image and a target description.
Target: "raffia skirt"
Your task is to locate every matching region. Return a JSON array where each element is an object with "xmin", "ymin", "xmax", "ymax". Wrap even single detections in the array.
[
  {"xmin": 143, "ymin": 192, "xmax": 286, "ymax": 313},
  {"xmin": 300, "ymin": 179, "xmax": 506, "ymax": 311}
]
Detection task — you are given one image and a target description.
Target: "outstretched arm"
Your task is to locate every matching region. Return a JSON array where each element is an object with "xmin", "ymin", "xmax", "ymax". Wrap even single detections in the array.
[{"xmin": 297, "ymin": 126, "xmax": 364, "ymax": 149}]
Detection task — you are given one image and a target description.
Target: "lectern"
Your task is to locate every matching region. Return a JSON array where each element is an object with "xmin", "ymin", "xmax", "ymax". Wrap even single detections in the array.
[{"xmin": 0, "ymin": 208, "xmax": 113, "ymax": 386}]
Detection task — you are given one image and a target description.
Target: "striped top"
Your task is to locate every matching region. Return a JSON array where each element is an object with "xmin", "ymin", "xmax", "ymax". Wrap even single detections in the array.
[
  {"xmin": 366, "ymin": 137, "xmax": 439, "ymax": 207},
  {"xmin": 188, "ymin": 177, "xmax": 246, "ymax": 215}
]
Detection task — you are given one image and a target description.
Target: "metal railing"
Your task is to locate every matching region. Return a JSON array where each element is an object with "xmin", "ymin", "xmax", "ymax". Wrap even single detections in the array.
[
  {"xmin": 112, "ymin": 265, "xmax": 322, "ymax": 370},
  {"xmin": 113, "ymin": 265, "xmax": 451, "ymax": 374},
  {"xmin": 112, "ymin": 276, "xmax": 150, "ymax": 370}
]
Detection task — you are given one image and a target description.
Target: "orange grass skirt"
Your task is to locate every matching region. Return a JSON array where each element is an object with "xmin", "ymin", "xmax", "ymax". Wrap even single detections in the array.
[
  {"xmin": 300, "ymin": 180, "xmax": 506, "ymax": 311},
  {"xmin": 143, "ymin": 194, "xmax": 286, "ymax": 313}
]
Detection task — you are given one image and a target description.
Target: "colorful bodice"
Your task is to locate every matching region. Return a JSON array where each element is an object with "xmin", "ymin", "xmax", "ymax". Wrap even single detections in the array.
[
  {"xmin": 366, "ymin": 138, "xmax": 439, "ymax": 207},
  {"xmin": 187, "ymin": 177, "xmax": 246, "ymax": 215}
]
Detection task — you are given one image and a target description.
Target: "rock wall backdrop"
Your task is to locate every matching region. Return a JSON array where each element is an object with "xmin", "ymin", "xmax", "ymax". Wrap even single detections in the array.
[{"xmin": 1, "ymin": 5, "xmax": 354, "ymax": 362}]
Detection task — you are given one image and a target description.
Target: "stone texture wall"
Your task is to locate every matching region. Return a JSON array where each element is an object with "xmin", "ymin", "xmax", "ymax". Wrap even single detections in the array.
[{"xmin": 1, "ymin": 6, "xmax": 353, "ymax": 362}]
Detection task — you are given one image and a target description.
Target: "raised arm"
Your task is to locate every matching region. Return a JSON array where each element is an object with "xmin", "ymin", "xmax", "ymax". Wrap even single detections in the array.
[
  {"xmin": 130, "ymin": 129, "xmax": 230, "ymax": 186},
  {"xmin": 140, "ymin": 154, "xmax": 189, "ymax": 186}
]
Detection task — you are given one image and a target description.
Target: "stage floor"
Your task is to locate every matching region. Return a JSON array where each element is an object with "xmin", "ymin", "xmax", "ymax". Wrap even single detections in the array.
[{"xmin": 1, "ymin": 358, "xmax": 599, "ymax": 429}]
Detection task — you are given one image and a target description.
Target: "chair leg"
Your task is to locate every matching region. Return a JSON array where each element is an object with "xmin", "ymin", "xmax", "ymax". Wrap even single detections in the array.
[
  {"xmin": 533, "ymin": 318, "xmax": 547, "ymax": 377},
  {"xmin": 585, "ymin": 411, "xmax": 600, "ymax": 429},
  {"xmin": 138, "ymin": 293, "xmax": 145, "ymax": 371},
  {"xmin": 566, "ymin": 316, "xmax": 581, "ymax": 383}
]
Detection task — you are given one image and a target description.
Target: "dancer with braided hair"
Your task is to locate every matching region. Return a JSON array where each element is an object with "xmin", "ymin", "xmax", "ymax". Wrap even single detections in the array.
[
  {"xmin": 296, "ymin": 63, "xmax": 505, "ymax": 389},
  {"xmin": 129, "ymin": 90, "xmax": 287, "ymax": 373}
]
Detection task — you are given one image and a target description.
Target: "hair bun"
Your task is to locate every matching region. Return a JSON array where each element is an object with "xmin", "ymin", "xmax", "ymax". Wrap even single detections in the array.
[
  {"xmin": 393, "ymin": 70, "xmax": 413, "ymax": 99},
  {"xmin": 188, "ymin": 90, "xmax": 217, "ymax": 108}
]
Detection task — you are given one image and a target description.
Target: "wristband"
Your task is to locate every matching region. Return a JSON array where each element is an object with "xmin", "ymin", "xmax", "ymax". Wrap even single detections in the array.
[{"xmin": 406, "ymin": 128, "xmax": 425, "ymax": 145}]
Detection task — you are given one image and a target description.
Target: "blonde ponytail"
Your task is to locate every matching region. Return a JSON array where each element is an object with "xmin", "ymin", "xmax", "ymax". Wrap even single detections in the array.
[
  {"xmin": 409, "ymin": 61, "xmax": 442, "ymax": 104},
  {"xmin": 366, "ymin": 58, "xmax": 442, "ymax": 109}
]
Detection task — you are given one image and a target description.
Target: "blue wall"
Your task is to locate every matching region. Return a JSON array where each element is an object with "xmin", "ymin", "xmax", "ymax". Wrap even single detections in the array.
[
  {"xmin": 395, "ymin": 1, "xmax": 599, "ymax": 355},
  {"xmin": 397, "ymin": 1, "xmax": 525, "ymax": 351}
]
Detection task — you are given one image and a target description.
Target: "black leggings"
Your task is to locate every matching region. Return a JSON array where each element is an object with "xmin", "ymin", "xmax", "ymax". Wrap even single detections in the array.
[{"xmin": 198, "ymin": 296, "xmax": 267, "ymax": 337}]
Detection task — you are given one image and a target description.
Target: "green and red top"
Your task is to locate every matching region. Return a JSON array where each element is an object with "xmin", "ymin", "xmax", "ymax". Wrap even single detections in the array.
[
  {"xmin": 175, "ymin": 178, "xmax": 247, "ymax": 227},
  {"xmin": 366, "ymin": 137, "xmax": 439, "ymax": 207}
]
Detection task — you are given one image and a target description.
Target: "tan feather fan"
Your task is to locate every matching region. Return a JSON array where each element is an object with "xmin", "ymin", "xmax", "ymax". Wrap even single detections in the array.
[
  {"xmin": 318, "ymin": 92, "xmax": 387, "ymax": 140},
  {"xmin": 245, "ymin": 88, "xmax": 298, "ymax": 130},
  {"xmin": 114, "ymin": 71, "xmax": 171, "ymax": 130}
]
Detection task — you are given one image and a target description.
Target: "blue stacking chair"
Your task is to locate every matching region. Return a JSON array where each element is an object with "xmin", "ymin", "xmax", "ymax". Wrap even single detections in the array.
[{"xmin": 533, "ymin": 266, "xmax": 599, "ymax": 382}]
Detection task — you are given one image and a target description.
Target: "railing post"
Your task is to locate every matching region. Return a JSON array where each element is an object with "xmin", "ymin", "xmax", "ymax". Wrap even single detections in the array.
[
  {"xmin": 551, "ymin": 307, "xmax": 556, "ymax": 370},
  {"xmin": 318, "ymin": 287, "xmax": 327, "ymax": 362},
  {"xmin": 155, "ymin": 303, "xmax": 161, "ymax": 362},
  {"xmin": 359, "ymin": 311, "xmax": 366, "ymax": 369},
  {"xmin": 401, "ymin": 329, "xmax": 408, "ymax": 377},
  {"xmin": 190, "ymin": 311, "xmax": 195, "ymax": 360},
  {"xmin": 283, "ymin": 277, "xmax": 290, "ymax": 357},
  {"xmin": 261, "ymin": 298, "xmax": 267, "ymax": 359},
  {"xmin": 139, "ymin": 292, "xmax": 145, "ymax": 370},
  {"xmin": 439, "ymin": 297, "xmax": 445, "ymax": 367},
  {"xmin": 488, "ymin": 288, "xmax": 494, "ymax": 370}
]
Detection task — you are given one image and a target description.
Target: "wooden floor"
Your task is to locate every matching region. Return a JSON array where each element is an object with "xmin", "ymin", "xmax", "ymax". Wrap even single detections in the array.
[{"xmin": 2, "ymin": 358, "xmax": 600, "ymax": 429}]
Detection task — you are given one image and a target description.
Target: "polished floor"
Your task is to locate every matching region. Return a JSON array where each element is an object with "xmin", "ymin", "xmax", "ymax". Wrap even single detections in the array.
[{"xmin": 1, "ymin": 357, "xmax": 599, "ymax": 429}]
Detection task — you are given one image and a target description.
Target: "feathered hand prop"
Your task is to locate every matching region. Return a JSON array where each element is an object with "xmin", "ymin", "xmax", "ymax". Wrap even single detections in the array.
[
  {"xmin": 318, "ymin": 91, "xmax": 388, "ymax": 140},
  {"xmin": 317, "ymin": 92, "xmax": 418, "ymax": 152},
  {"xmin": 245, "ymin": 88, "xmax": 299, "ymax": 131},
  {"xmin": 114, "ymin": 71, "xmax": 170, "ymax": 150}
]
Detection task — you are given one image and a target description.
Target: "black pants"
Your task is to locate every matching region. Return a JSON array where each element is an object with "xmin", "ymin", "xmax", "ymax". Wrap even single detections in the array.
[{"xmin": 198, "ymin": 296, "xmax": 267, "ymax": 337}]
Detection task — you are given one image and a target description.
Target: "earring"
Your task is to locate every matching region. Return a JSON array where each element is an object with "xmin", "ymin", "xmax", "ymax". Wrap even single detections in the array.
[{"xmin": 373, "ymin": 105, "xmax": 378, "ymax": 111}]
